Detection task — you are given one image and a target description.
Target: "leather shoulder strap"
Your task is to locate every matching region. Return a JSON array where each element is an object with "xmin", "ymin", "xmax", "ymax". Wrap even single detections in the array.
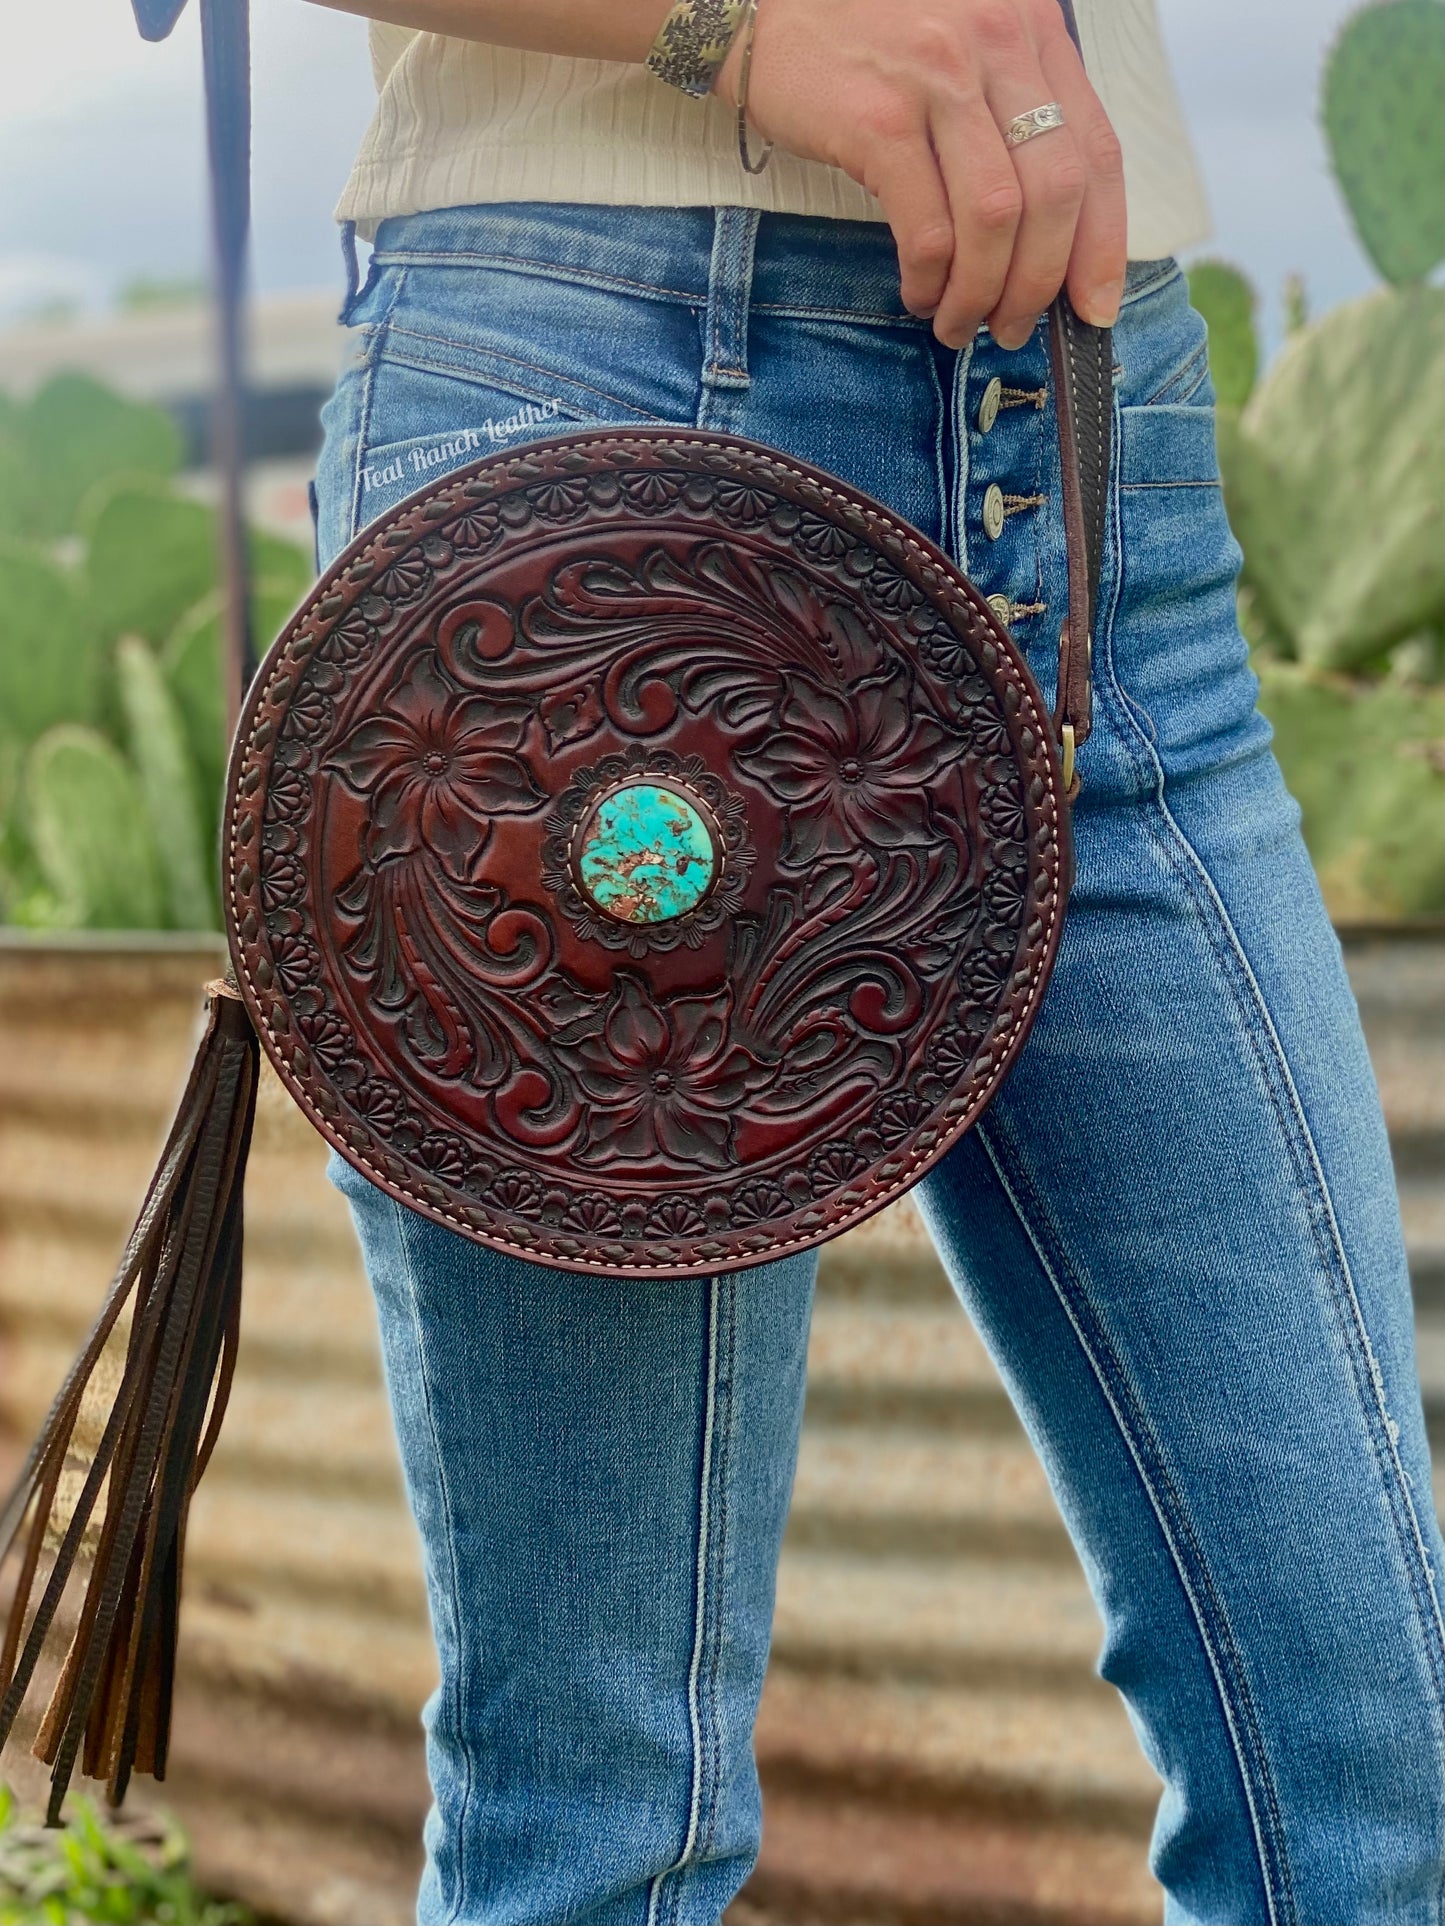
[
  {"xmin": 1046, "ymin": 0, "xmax": 1112, "ymax": 790},
  {"xmin": 133, "ymin": 0, "xmax": 255, "ymax": 737}
]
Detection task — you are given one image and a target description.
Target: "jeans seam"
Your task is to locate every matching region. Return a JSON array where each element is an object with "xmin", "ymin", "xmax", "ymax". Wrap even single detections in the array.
[
  {"xmin": 925, "ymin": 344, "xmax": 948, "ymax": 560},
  {"xmin": 375, "ymin": 323, "xmax": 679, "ymax": 423},
  {"xmin": 973, "ymin": 1114, "xmax": 1291, "ymax": 1926},
  {"xmin": 950, "ymin": 339, "xmax": 975, "ymax": 572},
  {"xmin": 347, "ymin": 266, "xmax": 406, "ymax": 543},
  {"xmin": 646, "ymin": 1276, "xmax": 724, "ymax": 1926},
  {"xmin": 368, "ymin": 248, "xmax": 927, "ymax": 329},
  {"xmin": 748, "ymin": 300, "xmax": 928, "ymax": 329},
  {"xmin": 371, "ymin": 245, "xmax": 706, "ymax": 304},
  {"xmin": 1123, "ymin": 809, "xmax": 1445, "ymax": 1894},
  {"xmin": 355, "ymin": 346, "xmax": 590, "ymax": 435},
  {"xmin": 1119, "ymin": 259, "xmax": 1182, "ymax": 306},
  {"xmin": 699, "ymin": 1277, "xmax": 737, "ymax": 1863},
  {"xmin": 1062, "ymin": 415, "xmax": 1298, "ymax": 1919},
  {"xmin": 1117, "ymin": 479, "xmax": 1222, "ymax": 492},
  {"xmin": 1103, "ymin": 404, "xmax": 1445, "ymax": 1729},
  {"xmin": 1100, "ymin": 392, "xmax": 1445, "ymax": 1913},
  {"xmin": 390, "ymin": 1198, "xmax": 473, "ymax": 1926},
  {"xmin": 1024, "ymin": 374, "xmax": 1049, "ymax": 614},
  {"xmin": 1142, "ymin": 340, "xmax": 1210, "ymax": 407}
]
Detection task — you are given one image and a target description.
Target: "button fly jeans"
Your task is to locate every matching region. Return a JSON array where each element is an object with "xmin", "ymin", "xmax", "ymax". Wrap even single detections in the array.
[{"xmin": 311, "ymin": 203, "xmax": 1445, "ymax": 1926}]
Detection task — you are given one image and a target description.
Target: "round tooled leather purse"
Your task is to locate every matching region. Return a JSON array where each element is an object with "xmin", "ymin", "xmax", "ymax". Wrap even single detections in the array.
[
  {"xmin": 226, "ymin": 414, "xmax": 1104, "ymax": 1277},
  {"xmin": 0, "ymin": 0, "xmax": 1110, "ymax": 1823}
]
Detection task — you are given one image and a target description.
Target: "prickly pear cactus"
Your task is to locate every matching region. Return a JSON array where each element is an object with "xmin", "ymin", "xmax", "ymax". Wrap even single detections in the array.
[
  {"xmin": 1220, "ymin": 283, "xmax": 1444, "ymax": 670},
  {"xmin": 24, "ymin": 725, "xmax": 166, "ymax": 929},
  {"xmin": 116, "ymin": 634, "xmax": 217, "ymax": 930},
  {"xmin": 1323, "ymin": 0, "xmax": 1445, "ymax": 286},
  {"xmin": 0, "ymin": 373, "xmax": 181, "ymax": 543},
  {"xmin": 1257, "ymin": 661, "xmax": 1445, "ymax": 920},
  {"xmin": 1186, "ymin": 260, "xmax": 1259, "ymax": 408},
  {"xmin": 81, "ymin": 479, "xmax": 313, "ymax": 652},
  {"xmin": 82, "ymin": 481, "xmax": 220, "ymax": 648},
  {"xmin": 0, "ymin": 542, "xmax": 103, "ymax": 745},
  {"xmin": 163, "ymin": 572, "xmax": 312, "ymax": 863}
]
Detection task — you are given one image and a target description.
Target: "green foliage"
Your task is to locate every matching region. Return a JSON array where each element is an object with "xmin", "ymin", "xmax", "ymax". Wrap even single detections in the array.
[
  {"xmin": 0, "ymin": 1784, "xmax": 253, "ymax": 1926},
  {"xmin": 1282, "ymin": 272, "xmax": 1309, "ymax": 337},
  {"xmin": 80, "ymin": 480, "xmax": 312, "ymax": 655},
  {"xmin": 1322, "ymin": 0, "xmax": 1445, "ymax": 286},
  {"xmin": 163, "ymin": 573, "xmax": 310, "ymax": 864},
  {"xmin": 0, "ymin": 543, "xmax": 103, "ymax": 745},
  {"xmin": 1257, "ymin": 662, "xmax": 1445, "ymax": 920},
  {"xmin": 0, "ymin": 365, "xmax": 309, "ymax": 932},
  {"xmin": 0, "ymin": 737, "xmax": 53, "ymax": 927},
  {"xmin": 24, "ymin": 727, "xmax": 165, "ymax": 931},
  {"xmin": 115, "ymin": 277, "xmax": 208, "ymax": 314},
  {"xmin": 116, "ymin": 636, "xmax": 216, "ymax": 930},
  {"xmin": 82, "ymin": 484, "xmax": 219, "ymax": 649},
  {"xmin": 1199, "ymin": 3, "xmax": 1445, "ymax": 924},
  {"xmin": 1186, "ymin": 260, "xmax": 1259, "ymax": 407},
  {"xmin": 0, "ymin": 376, "xmax": 181, "ymax": 543},
  {"xmin": 1220, "ymin": 283, "xmax": 1445, "ymax": 671}
]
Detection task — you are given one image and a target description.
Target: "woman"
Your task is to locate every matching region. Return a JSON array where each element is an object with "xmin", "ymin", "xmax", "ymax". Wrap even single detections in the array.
[{"xmin": 306, "ymin": 1, "xmax": 1445, "ymax": 1919}]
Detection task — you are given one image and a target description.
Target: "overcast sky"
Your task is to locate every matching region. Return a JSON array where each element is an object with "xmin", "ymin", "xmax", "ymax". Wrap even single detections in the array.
[{"xmin": 0, "ymin": 0, "xmax": 1375, "ymax": 356}]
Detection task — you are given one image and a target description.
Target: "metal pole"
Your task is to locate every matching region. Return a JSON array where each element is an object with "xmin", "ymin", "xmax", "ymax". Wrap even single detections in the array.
[{"xmin": 199, "ymin": 0, "xmax": 255, "ymax": 740}]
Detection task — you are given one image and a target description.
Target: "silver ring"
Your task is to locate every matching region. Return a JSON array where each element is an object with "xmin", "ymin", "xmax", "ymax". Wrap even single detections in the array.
[{"xmin": 1004, "ymin": 102, "xmax": 1066, "ymax": 148}]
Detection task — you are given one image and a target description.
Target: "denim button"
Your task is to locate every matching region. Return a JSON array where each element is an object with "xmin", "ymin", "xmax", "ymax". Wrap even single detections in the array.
[
  {"xmin": 978, "ymin": 376, "xmax": 1003, "ymax": 434},
  {"xmin": 982, "ymin": 482, "xmax": 1006, "ymax": 540},
  {"xmin": 987, "ymin": 593, "xmax": 1012, "ymax": 626}
]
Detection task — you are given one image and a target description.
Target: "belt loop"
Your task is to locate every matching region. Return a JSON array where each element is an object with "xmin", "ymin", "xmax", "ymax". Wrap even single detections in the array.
[{"xmin": 702, "ymin": 206, "xmax": 761, "ymax": 389}]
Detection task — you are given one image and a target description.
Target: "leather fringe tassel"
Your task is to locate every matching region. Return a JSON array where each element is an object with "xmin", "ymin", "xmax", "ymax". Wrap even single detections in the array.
[{"xmin": 0, "ymin": 980, "xmax": 258, "ymax": 1821}]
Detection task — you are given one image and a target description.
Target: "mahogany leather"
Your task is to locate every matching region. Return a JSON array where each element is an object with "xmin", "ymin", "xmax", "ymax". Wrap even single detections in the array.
[
  {"xmin": 224, "ymin": 430, "xmax": 1073, "ymax": 1276},
  {"xmin": 1048, "ymin": 299, "xmax": 1113, "ymax": 765}
]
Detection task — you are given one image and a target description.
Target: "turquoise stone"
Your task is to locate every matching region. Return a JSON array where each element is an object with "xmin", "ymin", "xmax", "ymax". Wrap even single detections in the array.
[{"xmin": 577, "ymin": 783, "xmax": 717, "ymax": 925}]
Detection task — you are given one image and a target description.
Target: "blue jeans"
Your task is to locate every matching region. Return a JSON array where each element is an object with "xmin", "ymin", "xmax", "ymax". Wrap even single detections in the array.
[{"xmin": 312, "ymin": 203, "xmax": 1445, "ymax": 1926}]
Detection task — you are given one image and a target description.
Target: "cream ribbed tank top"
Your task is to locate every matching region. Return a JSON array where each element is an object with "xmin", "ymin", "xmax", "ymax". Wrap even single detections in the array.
[{"xmin": 335, "ymin": 1, "xmax": 1210, "ymax": 262}]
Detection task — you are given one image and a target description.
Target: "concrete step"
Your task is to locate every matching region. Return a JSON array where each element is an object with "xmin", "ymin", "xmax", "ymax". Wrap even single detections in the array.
[{"xmin": 816, "ymin": 1203, "xmax": 958, "ymax": 1306}]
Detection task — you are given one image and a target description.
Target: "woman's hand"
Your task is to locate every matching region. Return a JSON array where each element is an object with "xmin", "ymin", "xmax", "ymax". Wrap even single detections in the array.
[{"xmin": 714, "ymin": 0, "xmax": 1126, "ymax": 349}]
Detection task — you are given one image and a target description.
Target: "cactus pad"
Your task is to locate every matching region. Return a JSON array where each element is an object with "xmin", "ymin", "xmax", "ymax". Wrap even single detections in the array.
[
  {"xmin": 1186, "ymin": 260, "xmax": 1259, "ymax": 408},
  {"xmin": 0, "ymin": 373, "xmax": 181, "ymax": 542},
  {"xmin": 1258, "ymin": 661, "xmax": 1445, "ymax": 920},
  {"xmin": 0, "ymin": 543, "xmax": 102, "ymax": 745},
  {"xmin": 24, "ymin": 725, "xmax": 165, "ymax": 929},
  {"xmin": 117, "ymin": 634, "xmax": 217, "ymax": 930},
  {"xmin": 1221, "ymin": 284, "xmax": 1444, "ymax": 669},
  {"xmin": 1323, "ymin": 0, "xmax": 1445, "ymax": 285}
]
